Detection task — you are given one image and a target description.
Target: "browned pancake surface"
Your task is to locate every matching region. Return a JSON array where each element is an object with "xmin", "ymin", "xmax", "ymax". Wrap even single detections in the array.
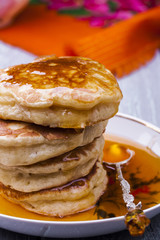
[
  {"xmin": 0, "ymin": 119, "xmax": 77, "ymax": 140},
  {"xmin": 3, "ymin": 57, "xmax": 116, "ymax": 90}
]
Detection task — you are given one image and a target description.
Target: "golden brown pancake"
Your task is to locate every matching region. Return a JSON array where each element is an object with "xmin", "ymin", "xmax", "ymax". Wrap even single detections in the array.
[
  {"xmin": 0, "ymin": 136, "xmax": 104, "ymax": 192},
  {"xmin": 0, "ymin": 119, "xmax": 107, "ymax": 166},
  {"xmin": 0, "ymin": 56, "xmax": 122, "ymax": 128},
  {"xmin": 0, "ymin": 160, "xmax": 107, "ymax": 217},
  {"xmin": 0, "ymin": 135, "xmax": 104, "ymax": 174}
]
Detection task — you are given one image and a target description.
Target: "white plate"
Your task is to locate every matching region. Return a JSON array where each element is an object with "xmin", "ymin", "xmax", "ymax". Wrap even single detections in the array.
[{"xmin": 0, "ymin": 113, "xmax": 160, "ymax": 238}]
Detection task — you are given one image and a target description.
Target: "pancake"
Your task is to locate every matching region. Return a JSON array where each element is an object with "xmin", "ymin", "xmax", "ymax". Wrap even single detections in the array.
[
  {"xmin": 0, "ymin": 119, "xmax": 107, "ymax": 166},
  {"xmin": 0, "ymin": 160, "xmax": 107, "ymax": 217},
  {"xmin": 0, "ymin": 136, "xmax": 104, "ymax": 192},
  {"xmin": 0, "ymin": 56, "xmax": 122, "ymax": 128},
  {"xmin": 0, "ymin": 135, "xmax": 104, "ymax": 174}
]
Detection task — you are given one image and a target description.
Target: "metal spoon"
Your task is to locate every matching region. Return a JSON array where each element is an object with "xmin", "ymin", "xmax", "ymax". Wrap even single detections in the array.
[{"xmin": 106, "ymin": 144, "xmax": 150, "ymax": 237}]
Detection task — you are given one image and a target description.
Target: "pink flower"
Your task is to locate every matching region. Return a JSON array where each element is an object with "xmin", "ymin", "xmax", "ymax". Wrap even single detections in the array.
[
  {"xmin": 87, "ymin": 17, "xmax": 106, "ymax": 27},
  {"xmin": 79, "ymin": 10, "xmax": 133, "ymax": 27},
  {"xmin": 45, "ymin": 0, "xmax": 82, "ymax": 10},
  {"xmin": 44, "ymin": 0, "xmax": 160, "ymax": 27},
  {"xmin": 141, "ymin": 0, "xmax": 160, "ymax": 7},
  {"xmin": 116, "ymin": 0, "xmax": 147, "ymax": 12},
  {"xmin": 109, "ymin": 10, "xmax": 133, "ymax": 20},
  {"xmin": 84, "ymin": 0, "xmax": 109, "ymax": 15}
]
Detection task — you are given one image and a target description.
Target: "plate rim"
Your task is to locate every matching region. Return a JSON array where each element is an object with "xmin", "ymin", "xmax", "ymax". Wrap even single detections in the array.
[{"xmin": 0, "ymin": 113, "xmax": 160, "ymax": 226}]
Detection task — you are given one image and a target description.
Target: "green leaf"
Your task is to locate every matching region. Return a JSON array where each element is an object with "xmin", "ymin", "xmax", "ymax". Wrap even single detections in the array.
[
  {"xmin": 59, "ymin": 8, "xmax": 90, "ymax": 16},
  {"xmin": 108, "ymin": 1, "xmax": 119, "ymax": 12},
  {"xmin": 30, "ymin": 0, "xmax": 43, "ymax": 4}
]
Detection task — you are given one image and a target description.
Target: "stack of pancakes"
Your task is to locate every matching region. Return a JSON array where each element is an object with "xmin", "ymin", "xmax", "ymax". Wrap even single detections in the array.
[{"xmin": 0, "ymin": 56, "xmax": 122, "ymax": 217}]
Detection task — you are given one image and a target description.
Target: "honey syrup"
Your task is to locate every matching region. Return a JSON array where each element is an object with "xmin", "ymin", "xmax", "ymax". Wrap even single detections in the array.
[
  {"xmin": 2, "ymin": 57, "xmax": 103, "ymax": 89},
  {"xmin": 1, "ymin": 57, "xmax": 122, "ymax": 99},
  {"xmin": 0, "ymin": 135, "xmax": 159, "ymax": 222}
]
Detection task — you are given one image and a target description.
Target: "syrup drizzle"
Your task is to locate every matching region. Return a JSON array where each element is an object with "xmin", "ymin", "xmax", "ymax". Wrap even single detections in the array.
[{"xmin": 2, "ymin": 58, "xmax": 105, "ymax": 89}]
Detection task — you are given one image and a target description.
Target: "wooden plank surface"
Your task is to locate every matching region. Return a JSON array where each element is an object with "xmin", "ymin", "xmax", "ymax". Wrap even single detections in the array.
[
  {"xmin": 0, "ymin": 41, "xmax": 159, "ymax": 239},
  {"xmin": 118, "ymin": 50, "xmax": 160, "ymax": 128}
]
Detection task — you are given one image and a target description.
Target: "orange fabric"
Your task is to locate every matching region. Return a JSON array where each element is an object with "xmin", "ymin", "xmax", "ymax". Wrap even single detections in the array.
[
  {"xmin": 0, "ymin": 5, "xmax": 100, "ymax": 56},
  {"xmin": 71, "ymin": 7, "xmax": 160, "ymax": 77},
  {"xmin": 0, "ymin": 5, "xmax": 159, "ymax": 77}
]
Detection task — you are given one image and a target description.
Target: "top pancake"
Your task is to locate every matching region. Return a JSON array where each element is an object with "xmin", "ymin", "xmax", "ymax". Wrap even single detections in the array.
[
  {"xmin": 0, "ymin": 56, "xmax": 122, "ymax": 127},
  {"xmin": 0, "ymin": 56, "xmax": 122, "ymax": 109}
]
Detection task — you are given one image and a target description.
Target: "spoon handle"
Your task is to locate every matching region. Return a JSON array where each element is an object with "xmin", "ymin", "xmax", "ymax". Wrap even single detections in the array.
[
  {"xmin": 116, "ymin": 163, "xmax": 150, "ymax": 236},
  {"xmin": 116, "ymin": 163, "xmax": 137, "ymax": 210}
]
